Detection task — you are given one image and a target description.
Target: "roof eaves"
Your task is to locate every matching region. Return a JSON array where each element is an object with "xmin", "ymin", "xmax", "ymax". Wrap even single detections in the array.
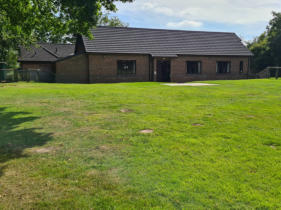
[
  {"xmin": 151, "ymin": 54, "xmax": 178, "ymax": 58},
  {"xmin": 17, "ymin": 59, "xmax": 56, "ymax": 62},
  {"xmin": 56, "ymin": 54, "xmax": 82, "ymax": 63}
]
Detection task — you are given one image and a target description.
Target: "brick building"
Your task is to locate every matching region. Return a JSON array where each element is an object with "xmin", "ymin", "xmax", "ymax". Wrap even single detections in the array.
[
  {"xmin": 20, "ymin": 27, "xmax": 253, "ymax": 83},
  {"xmin": 18, "ymin": 43, "xmax": 75, "ymax": 76}
]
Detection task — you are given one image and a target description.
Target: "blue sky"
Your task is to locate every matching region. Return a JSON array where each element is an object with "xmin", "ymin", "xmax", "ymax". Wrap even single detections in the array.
[{"xmin": 113, "ymin": 0, "xmax": 281, "ymax": 41}]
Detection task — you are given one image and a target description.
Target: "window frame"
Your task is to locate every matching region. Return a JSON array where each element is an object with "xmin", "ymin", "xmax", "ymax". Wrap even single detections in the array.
[
  {"xmin": 117, "ymin": 60, "xmax": 137, "ymax": 76},
  {"xmin": 186, "ymin": 61, "xmax": 202, "ymax": 75},
  {"xmin": 216, "ymin": 61, "xmax": 231, "ymax": 74},
  {"xmin": 239, "ymin": 61, "xmax": 244, "ymax": 74}
]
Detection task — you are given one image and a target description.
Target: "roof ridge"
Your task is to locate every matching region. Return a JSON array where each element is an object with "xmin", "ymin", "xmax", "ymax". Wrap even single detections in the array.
[
  {"xmin": 94, "ymin": 26, "xmax": 236, "ymax": 35},
  {"xmin": 40, "ymin": 45, "xmax": 59, "ymax": 58},
  {"xmin": 39, "ymin": 42, "xmax": 75, "ymax": 46}
]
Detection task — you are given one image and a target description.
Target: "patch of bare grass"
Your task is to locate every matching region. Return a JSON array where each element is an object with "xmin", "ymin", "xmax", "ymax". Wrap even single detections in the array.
[
  {"xmin": 86, "ymin": 168, "xmax": 122, "ymax": 186},
  {"xmin": 51, "ymin": 100, "xmax": 85, "ymax": 113},
  {"xmin": 86, "ymin": 169, "xmax": 100, "ymax": 177},
  {"xmin": 50, "ymin": 117, "xmax": 71, "ymax": 129},
  {"xmin": 245, "ymin": 115, "xmax": 256, "ymax": 119},
  {"xmin": 28, "ymin": 147, "xmax": 56, "ymax": 154},
  {"xmin": 263, "ymin": 141, "xmax": 280, "ymax": 149},
  {"xmin": 52, "ymin": 126, "xmax": 99, "ymax": 138},
  {"xmin": 120, "ymin": 108, "xmax": 133, "ymax": 113},
  {"xmin": 192, "ymin": 123, "xmax": 204, "ymax": 127},
  {"xmin": 139, "ymin": 129, "xmax": 154, "ymax": 134}
]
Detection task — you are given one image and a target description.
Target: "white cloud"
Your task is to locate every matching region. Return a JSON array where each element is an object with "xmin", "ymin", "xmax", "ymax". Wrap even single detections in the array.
[
  {"xmin": 167, "ymin": 20, "xmax": 203, "ymax": 28},
  {"xmin": 116, "ymin": 0, "xmax": 281, "ymax": 25},
  {"xmin": 142, "ymin": 2, "xmax": 174, "ymax": 16}
]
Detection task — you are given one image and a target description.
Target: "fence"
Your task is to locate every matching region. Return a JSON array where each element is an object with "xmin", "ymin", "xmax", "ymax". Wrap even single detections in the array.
[
  {"xmin": 268, "ymin": 67, "xmax": 281, "ymax": 79},
  {"xmin": 256, "ymin": 67, "xmax": 281, "ymax": 79},
  {"xmin": 0, "ymin": 69, "xmax": 55, "ymax": 83},
  {"xmin": 0, "ymin": 69, "xmax": 17, "ymax": 82}
]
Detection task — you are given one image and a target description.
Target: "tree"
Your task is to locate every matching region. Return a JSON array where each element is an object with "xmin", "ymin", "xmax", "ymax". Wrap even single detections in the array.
[
  {"xmin": 5, "ymin": 48, "xmax": 19, "ymax": 68},
  {"xmin": 98, "ymin": 13, "xmax": 129, "ymax": 27},
  {"xmin": 248, "ymin": 12, "xmax": 281, "ymax": 72},
  {"xmin": 247, "ymin": 33, "xmax": 273, "ymax": 73},
  {"xmin": 0, "ymin": 0, "xmax": 133, "ymax": 61},
  {"xmin": 267, "ymin": 12, "xmax": 281, "ymax": 66}
]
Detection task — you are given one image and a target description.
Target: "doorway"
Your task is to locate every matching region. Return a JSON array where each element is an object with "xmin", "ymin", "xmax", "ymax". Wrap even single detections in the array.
[{"xmin": 157, "ymin": 60, "xmax": 171, "ymax": 82}]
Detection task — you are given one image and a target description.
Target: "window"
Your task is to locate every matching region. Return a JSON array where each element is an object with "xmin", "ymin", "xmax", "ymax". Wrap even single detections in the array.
[
  {"xmin": 216, "ymin": 62, "xmax": 231, "ymax": 74},
  {"xmin": 240, "ymin": 61, "xmax": 244, "ymax": 73},
  {"xmin": 117, "ymin": 60, "xmax": 136, "ymax": 75},
  {"xmin": 187, "ymin": 61, "xmax": 201, "ymax": 74}
]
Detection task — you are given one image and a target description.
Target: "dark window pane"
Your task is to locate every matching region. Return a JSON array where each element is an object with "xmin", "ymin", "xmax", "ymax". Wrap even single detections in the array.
[
  {"xmin": 187, "ymin": 61, "xmax": 201, "ymax": 74},
  {"xmin": 240, "ymin": 61, "xmax": 244, "ymax": 73},
  {"xmin": 117, "ymin": 60, "xmax": 136, "ymax": 75},
  {"xmin": 217, "ymin": 62, "xmax": 231, "ymax": 74}
]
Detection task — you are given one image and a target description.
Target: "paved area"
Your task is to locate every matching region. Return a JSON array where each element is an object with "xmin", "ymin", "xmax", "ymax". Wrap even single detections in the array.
[{"xmin": 163, "ymin": 83, "xmax": 219, "ymax": 87}]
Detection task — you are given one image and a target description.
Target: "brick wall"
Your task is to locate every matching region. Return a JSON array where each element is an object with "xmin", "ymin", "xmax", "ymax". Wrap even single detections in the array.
[
  {"xmin": 88, "ymin": 54, "xmax": 150, "ymax": 83},
  {"xmin": 56, "ymin": 54, "xmax": 89, "ymax": 83},
  {"xmin": 54, "ymin": 53, "xmax": 251, "ymax": 84},
  {"xmin": 21, "ymin": 62, "xmax": 54, "ymax": 73},
  {"xmin": 168, "ymin": 55, "xmax": 250, "ymax": 82}
]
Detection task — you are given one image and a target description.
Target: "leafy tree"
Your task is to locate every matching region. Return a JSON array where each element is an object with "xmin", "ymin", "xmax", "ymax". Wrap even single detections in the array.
[
  {"xmin": 0, "ymin": 0, "xmax": 133, "ymax": 61},
  {"xmin": 248, "ymin": 12, "xmax": 281, "ymax": 72},
  {"xmin": 98, "ymin": 13, "xmax": 129, "ymax": 27},
  {"xmin": 247, "ymin": 33, "xmax": 273, "ymax": 73},
  {"xmin": 5, "ymin": 48, "xmax": 19, "ymax": 68},
  {"xmin": 267, "ymin": 12, "xmax": 281, "ymax": 66}
]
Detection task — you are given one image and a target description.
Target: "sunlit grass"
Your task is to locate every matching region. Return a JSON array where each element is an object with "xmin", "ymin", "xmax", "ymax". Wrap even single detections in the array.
[{"xmin": 0, "ymin": 79, "xmax": 280, "ymax": 209}]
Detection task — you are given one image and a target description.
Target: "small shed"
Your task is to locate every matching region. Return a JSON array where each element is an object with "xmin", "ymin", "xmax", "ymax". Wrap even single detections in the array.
[{"xmin": 18, "ymin": 43, "xmax": 75, "ymax": 82}]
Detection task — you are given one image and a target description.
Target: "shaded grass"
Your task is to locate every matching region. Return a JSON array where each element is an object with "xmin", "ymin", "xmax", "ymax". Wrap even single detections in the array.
[{"xmin": 0, "ymin": 79, "xmax": 280, "ymax": 209}]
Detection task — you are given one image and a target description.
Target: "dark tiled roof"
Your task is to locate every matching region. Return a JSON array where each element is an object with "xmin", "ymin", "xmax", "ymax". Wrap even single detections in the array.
[
  {"xmin": 82, "ymin": 27, "xmax": 252, "ymax": 57},
  {"xmin": 18, "ymin": 43, "xmax": 75, "ymax": 62}
]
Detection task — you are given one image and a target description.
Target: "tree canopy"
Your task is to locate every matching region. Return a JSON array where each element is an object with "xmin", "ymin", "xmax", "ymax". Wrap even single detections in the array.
[
  {"xmin": 248, "ymin": 12, "xmax": 281, "ymax": 72},
  {"xmin": 98, "ymin": 13, "xmax": 129, "ymax": 27},
  {"xmin": 0, "ymin": 0, "xmax": 132, "ymax": 61}
]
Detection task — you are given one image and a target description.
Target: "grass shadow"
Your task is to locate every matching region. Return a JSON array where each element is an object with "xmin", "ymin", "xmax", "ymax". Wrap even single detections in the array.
[{"xmin": 0, "ymin": 107, "xmax": 52, "ymax": 177}]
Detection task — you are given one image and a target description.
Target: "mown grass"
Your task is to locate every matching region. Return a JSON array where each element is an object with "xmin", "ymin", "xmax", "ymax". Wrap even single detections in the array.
[{"xmin": 0, "ymin": 79, "xmax": 280, "ymax": 209}]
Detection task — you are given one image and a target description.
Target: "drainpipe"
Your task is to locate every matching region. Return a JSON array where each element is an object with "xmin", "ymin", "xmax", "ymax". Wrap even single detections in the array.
[
  {"xmin": 153, "ymin": 58, "xmax": 157, "ymax": 82},
  {"xmin": 87, "ymin": 54, "xmax": 90, "ymax": 84},
  {"xmin": 247, "ymin": 57, "xmax": 250, "ymax": 79}
]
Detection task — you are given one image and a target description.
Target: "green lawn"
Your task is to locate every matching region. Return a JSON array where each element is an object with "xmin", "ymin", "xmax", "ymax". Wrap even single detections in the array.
[{"xmin": 0, "ymin": 80, "xmax": 280, "ymax": 209}]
